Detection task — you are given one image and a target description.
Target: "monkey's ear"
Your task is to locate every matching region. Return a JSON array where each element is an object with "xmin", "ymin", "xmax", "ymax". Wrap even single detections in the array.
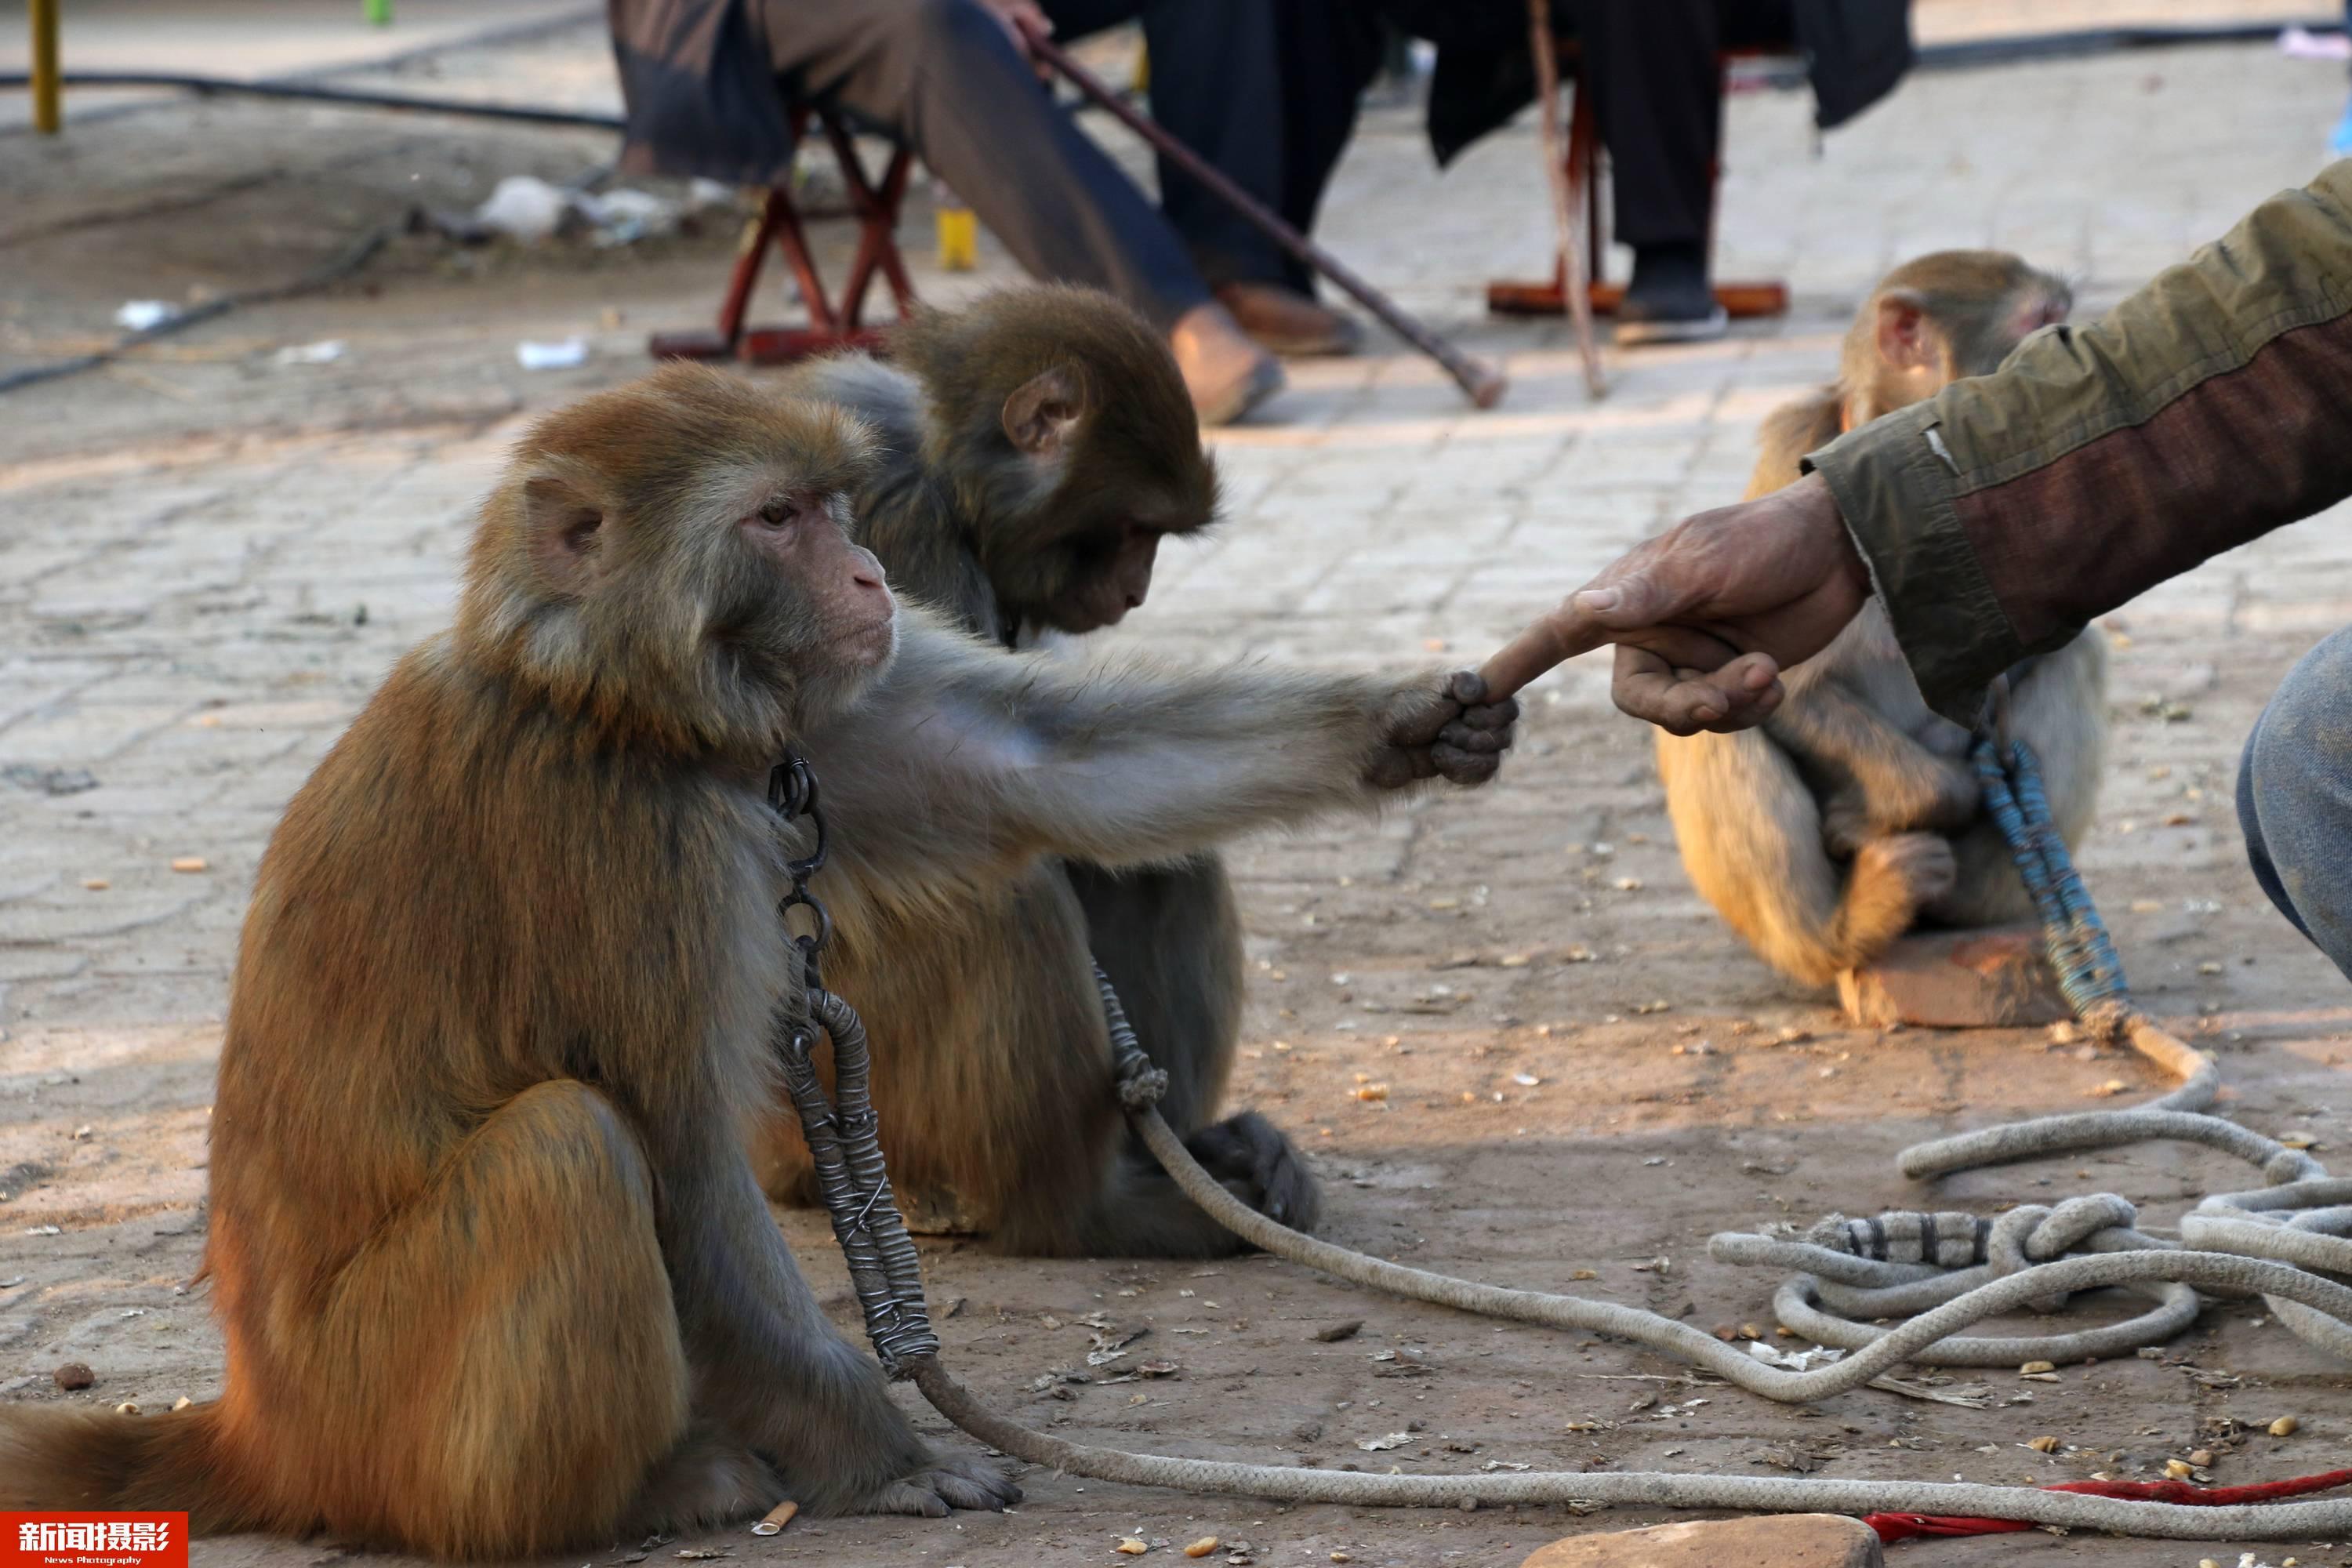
[
  {"xmin": 1874, "ymin": 289, "xmax": 1935, "ymax": 372},
  {"xmin": 1001, "ymin": 365, "xmax": 1087, "ymax": 459},
  {"xmin": 521, "ymin": 473, "xmax": 611, "ymax": 596}
]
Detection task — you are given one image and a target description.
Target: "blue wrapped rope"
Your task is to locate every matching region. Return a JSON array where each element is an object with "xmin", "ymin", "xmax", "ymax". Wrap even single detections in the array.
[{"xmin": 1971, "ymin": 736, "xmax": 2129, "ymax": 1020}]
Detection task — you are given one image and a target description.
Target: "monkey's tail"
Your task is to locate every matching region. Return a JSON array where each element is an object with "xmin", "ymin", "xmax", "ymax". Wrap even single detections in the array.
[{"xmin": 0, "ymin": 1400, "xmax": 256, "ymax": 1530}]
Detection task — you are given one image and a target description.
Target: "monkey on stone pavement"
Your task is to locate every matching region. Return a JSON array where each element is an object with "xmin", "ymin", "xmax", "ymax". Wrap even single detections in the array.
[
  {"xmin": 0, "ymin": 366, "xmax": 1508, "ymax": 1555},
  {"xmin": 757, "ymin": 287, "xmax": 1337, "ymax": 1256},
  {"xmin": 1656, "ymin": 252, "xmax": 2109, "ymax": 987}
]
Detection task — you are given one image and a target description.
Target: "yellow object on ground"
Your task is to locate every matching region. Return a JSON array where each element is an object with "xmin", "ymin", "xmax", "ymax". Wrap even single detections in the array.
[
  {"xmin": 936, "ymin": 205, "xmax": 978, "ymax": 271},
  {"xmin": 31, "ymin": 0, "xmax": 61, "ymax": 134}
]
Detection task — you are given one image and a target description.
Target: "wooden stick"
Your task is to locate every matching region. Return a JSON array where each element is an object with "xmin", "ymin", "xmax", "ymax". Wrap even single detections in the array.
[
  {"xmin": 1527, "ymin": 0, "xmax": 1604, "ymax": 397},
  {"xmin": 1018, "ymin": 20, "xmax": 1507, "ymax": 411}
]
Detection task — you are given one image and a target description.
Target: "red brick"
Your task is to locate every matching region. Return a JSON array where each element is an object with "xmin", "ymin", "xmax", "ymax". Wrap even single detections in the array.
[
  {"xmin": 1522, "ymin": 1514, "xmax": 1883, "ymax": 1568},
  {"xmin": 1837, "ymin": 924, "xmax": 2071, "ymax": 1028}
]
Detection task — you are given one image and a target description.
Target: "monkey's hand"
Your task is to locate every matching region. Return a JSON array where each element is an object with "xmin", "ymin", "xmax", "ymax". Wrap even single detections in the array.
[
  {"xmin": 855, "ymin": 1453, "xmax": 1022, "ymax": 1517},
  {"xmin": 1365, "ymin": 673, "xmax": 1519, "ymax": 789},
  {"xmin": 1187, "ymin": 1112, "xmax": 1321, "ymax": 1232}
]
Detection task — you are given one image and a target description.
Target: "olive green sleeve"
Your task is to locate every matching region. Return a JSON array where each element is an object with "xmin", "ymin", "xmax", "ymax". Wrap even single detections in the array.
[{"xmin": 1804, "ymin": 159, "xmax": 2352, "ymax": 722}]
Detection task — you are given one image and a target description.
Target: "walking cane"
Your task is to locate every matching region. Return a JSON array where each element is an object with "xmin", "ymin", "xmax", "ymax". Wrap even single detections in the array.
[{"xmin": 1018, "ymin": 19, "xmax": 1508, "ymax": 411}]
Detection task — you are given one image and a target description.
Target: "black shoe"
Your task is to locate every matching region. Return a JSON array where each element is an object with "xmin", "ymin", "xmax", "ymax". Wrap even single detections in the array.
[{"xmin": 1617, "ymin": 242, "xmax": 1728, "ymax": 345}]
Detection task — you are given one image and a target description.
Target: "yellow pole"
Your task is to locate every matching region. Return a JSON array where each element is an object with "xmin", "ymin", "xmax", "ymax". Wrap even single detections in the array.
[{"xmin": 30, "ymin": 0, "xmax": 61, "ymax": 135}]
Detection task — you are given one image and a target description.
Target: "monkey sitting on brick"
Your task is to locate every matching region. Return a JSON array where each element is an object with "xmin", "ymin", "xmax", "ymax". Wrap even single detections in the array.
[
  {"xmin": 1657, "ymin": 252, "xmax": 2109, "ymax": 987},
  {"xmin": 760, "ymin": 286, "xmax": 1516, "ymax": 1256}
]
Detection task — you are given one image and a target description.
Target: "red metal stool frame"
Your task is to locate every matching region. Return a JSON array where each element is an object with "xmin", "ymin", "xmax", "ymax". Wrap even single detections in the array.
[
  {"xmin": 651, "ymin": 102, "xmax": 917, "ymax": 364},
  {"xmin": 1488, "ymin": 48, "xmax": 1790, "ymax": 322}
]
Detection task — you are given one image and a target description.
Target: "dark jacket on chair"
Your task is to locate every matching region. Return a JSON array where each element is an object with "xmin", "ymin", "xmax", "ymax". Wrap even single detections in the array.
[{"xmin": 1381, "ymin": 0, "xmax": 1915, "ymax": 165}]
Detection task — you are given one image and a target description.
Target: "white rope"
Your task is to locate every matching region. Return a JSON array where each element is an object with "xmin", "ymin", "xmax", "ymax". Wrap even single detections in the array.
[{"xmin": 891, "ymin": 1013, "xmax": 2352, "ymax": 1534}]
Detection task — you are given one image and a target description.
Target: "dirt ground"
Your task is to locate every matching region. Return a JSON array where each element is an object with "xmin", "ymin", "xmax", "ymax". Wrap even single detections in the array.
[{"xmin": 6, "ymin": 14, "xmax": 2352, "ymax": 1568}]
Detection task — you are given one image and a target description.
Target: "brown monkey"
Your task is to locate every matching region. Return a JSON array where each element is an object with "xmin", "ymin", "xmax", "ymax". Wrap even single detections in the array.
[
  {"xmin": 1657, "ymin": 252, "xmax": 2108, "ymax": 986},
  {"xmin": 0, "ymin": 370, "xmax": 1012, "ymax": 1555},
  {"xmin": 758, "ymin": 286, "xmax": 1408, "ymax": 1257},
  {"xmin": 0, "ymin": 366, "xmax": 1506, "ymax": 1554}
]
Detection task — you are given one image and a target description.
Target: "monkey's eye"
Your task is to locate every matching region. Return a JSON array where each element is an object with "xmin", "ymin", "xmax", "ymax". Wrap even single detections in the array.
[{"xmin": 756, "ymin": 497, "xmax": 806, "ymax": 529}]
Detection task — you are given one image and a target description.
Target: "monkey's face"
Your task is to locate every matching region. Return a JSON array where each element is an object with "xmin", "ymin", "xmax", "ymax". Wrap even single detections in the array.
[
  {"xmin": 461, "ymin": 368, "xmax": 895, "ymax": 753},
  {"xmin": 1047, "ymin": 519, "xmax": 1165, "ymax": 633},
  {"xmin": 699, "ymin": 483, "xmax": 899, "ymax": 735},
  {"xmin": 731, "ymin": 488, "xmax": 897, "ymax": 673}
]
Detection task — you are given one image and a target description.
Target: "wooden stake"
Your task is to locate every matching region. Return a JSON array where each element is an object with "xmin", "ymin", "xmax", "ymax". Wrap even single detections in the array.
[{"xmin": 30, "ymin": 0, "xmax": 62, "ymax": 136}]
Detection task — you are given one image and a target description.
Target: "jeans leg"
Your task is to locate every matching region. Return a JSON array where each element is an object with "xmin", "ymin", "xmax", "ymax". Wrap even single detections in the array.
[{"xmin": 2236, "ymin": 624, "xmax": 2352, "ymax": 982}]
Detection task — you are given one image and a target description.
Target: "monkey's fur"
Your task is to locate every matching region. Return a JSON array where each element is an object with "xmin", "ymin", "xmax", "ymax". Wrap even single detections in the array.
[
  {"xmin": 1658, "ymin": 252, "xmax": 2108, "ymax": 986},
  {"xmin": 0, "ymin": 366, "xmax": 1504, "ymax": 1554},
  {"xmin": 758, "ymin": 287, "xmax": 1502, "ymax": 1255}
]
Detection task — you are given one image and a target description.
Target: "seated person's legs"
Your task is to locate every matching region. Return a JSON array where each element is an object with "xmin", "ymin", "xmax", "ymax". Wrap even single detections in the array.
[
  {"xmin": 1045, "ymin": 0, "xmax": 1377, "ymax": 357},
  {"xmin": 760, "ymin": 0, "xmax": 1282, "ymax": 422},
  {"xmin": 1569, "ymin": 0, "xmax": 1793, "ymax": 343},
  {"xmin": 1570, "ymin": 0, "xmax": 1720, "ymax": 343},
  {"xmin": 2235, "ymin": 625, "xmax": 2352, "ymax": 982}
]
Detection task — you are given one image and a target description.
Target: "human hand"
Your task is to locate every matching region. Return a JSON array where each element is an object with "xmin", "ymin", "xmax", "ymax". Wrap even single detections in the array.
[
  {"xmin": 978, "ymin": 0, "xmax": 1054, "ymax": 70},
  {"xmin": 1468, "ymin": 473, "xmax": 1871, "ymax": 733}
]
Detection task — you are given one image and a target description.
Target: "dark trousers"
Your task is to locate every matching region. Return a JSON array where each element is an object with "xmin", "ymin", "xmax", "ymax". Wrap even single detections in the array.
[
  {"xmin": 1047, "ymin": 0, "xmax": 1383, "ymax": 294},
  {"xmin": 1568, "ymin": 0, "xmax": 1794, "ymax": 250},
  {"xmin": 757, "ymin": 0, "xmax": 1210, "ymax": 328},
  {"xmin": 1385, "ymin": 0, "xmax": 1798, "ymax": 252}
]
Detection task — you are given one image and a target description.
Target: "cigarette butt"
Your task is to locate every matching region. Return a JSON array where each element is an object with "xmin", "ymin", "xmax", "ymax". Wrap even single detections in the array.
[
  {"xmin": 170, "ymin": 856, "xmax": 209, "ymax": 873},
  {"xmin": 750, "ymin": 1500, "xmax": 798, "ymax": 1537},
  {"xmin": 82, "ymin": 878, "xmax": 110, "ymax": 891}
]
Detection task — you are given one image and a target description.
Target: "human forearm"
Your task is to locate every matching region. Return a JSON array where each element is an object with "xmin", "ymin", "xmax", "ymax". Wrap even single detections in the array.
[{"xmin": 1809, "ymin": 162, "xmax": 2352, "ymax": 719}]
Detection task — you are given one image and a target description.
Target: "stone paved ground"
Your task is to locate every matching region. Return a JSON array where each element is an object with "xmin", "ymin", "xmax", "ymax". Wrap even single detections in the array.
[{"xmin": 5, "ymin": 16, "xmax": 2352, "ymax": 1568}]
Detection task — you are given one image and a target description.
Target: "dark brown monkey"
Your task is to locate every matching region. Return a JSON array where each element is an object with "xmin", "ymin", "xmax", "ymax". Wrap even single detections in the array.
[
  {"xmin": 764, "ymin": 286, "xmax": 1512, "ymax": 1255},
  {"xmin": 0, "ymin": 367, "xmax": 1505, "ymax": 1555},
  {"xmin": 1657, "ymin": 252, "xmax": 2108, "ymax": 985}
]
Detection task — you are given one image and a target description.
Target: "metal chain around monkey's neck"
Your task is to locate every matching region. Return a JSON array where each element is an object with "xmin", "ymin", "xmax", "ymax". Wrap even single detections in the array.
[{"xmin": 765, "ymin": 750, "xmax": 938, "ymax": 1377}]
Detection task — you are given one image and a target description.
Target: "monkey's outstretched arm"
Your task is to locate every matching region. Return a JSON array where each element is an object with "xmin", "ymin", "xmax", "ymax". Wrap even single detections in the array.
[{"xmin": 804, "ymin": 616, "xmax": 1511, "ymax": 887}]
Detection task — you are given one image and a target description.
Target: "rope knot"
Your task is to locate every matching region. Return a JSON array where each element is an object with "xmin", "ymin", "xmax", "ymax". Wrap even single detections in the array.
[
  {"xmin": 2266, "ymin": 1148, "xmax": 2327, "ymax": 1184},
  {"xmin": 1987, "ymin": 1205, "xmax": 2051, "ymax": 1276},
  {"xmin": 1118, "ymin": 1065, "xmax": 1171, "ymax": 1111},
  {"xmin": 2080, "ymin": 998, "xmax": 2134, "ymax": 1044},
  {"xmin": 2030, "ymin": 1193, "xmax": 2138, "ymax": 1259}
]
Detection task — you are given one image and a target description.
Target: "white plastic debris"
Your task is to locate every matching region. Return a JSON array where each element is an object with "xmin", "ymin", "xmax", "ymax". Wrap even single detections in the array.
[
  {"xmin": 1748, "ymin": 1340, "xmax": 1846, "ymax": 1372},
  {"xmin": 271, "ymin": 339, "xmax": 347, "ymax": 366},
  {"xmin": 579, "ymin": 187, "xmax": 679, "ymax": 245},
  {"xmin": 2280, "ymin": 25, "xmax": 2352, "ymax": 60},
  {"xmin": 114, "ymin": 300, "xmax": 180, "ymax": 332},
  {"xmin": 459, "ymin": 176, "xmax": 682, "ymax": 246},
  {"xmin": 472, "ymin": 175, "xmax": 575, "ymax": 243},
  {"xmin": 516, "ymin": 338, "xmax": 590, "ymax": 371}
]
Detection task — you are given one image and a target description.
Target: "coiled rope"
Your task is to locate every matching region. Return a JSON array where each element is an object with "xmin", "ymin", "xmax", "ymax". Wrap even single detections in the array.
[{"xmin": 773, "ymin": 741, "xmax": 2352, "ymax": 1537}]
